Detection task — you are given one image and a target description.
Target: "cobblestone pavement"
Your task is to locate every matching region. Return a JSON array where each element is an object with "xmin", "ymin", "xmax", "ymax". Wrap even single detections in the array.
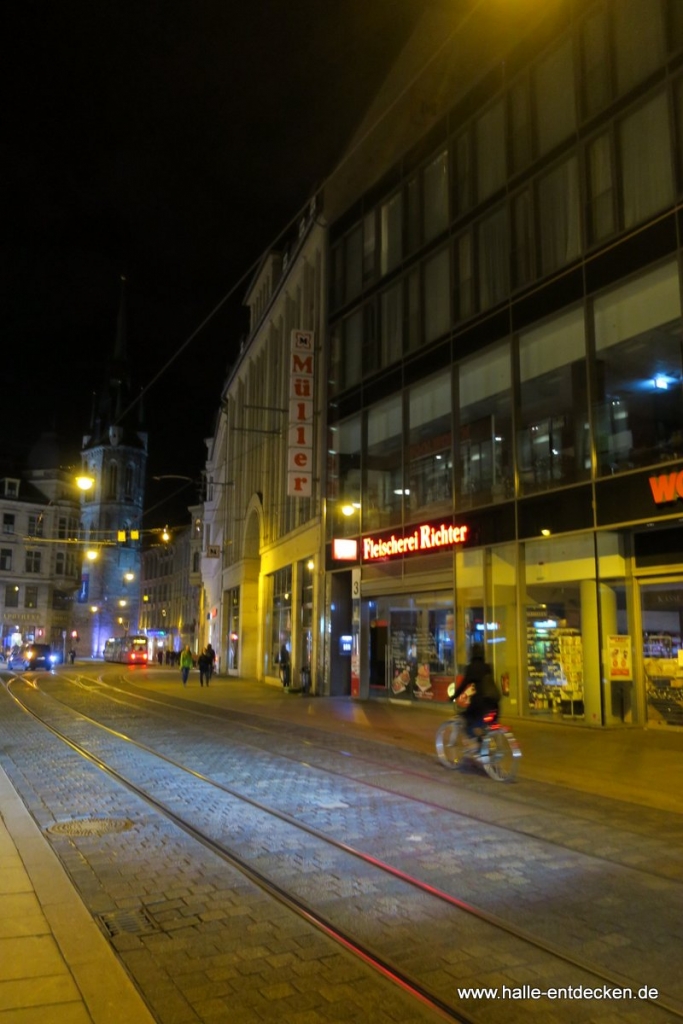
[{"xmin": 1, "ymin": 670, "xmax": 682, "ymax": 1024}]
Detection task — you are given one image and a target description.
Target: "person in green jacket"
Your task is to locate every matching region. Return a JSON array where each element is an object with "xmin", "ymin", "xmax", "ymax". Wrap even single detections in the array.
[{"xmin": 179, "ymin": 646, "xmax": 193, "ymax": 685}]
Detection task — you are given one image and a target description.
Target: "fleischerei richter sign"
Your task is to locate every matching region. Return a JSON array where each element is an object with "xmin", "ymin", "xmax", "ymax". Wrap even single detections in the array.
[{"xmin": 361, "ymin": 521, "xmax": 470, "ymax": 562}]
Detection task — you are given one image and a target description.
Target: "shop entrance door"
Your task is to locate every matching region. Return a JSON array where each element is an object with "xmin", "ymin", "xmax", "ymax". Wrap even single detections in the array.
[{"xmin": 640, "ymin": 578, "xmax": 683, "ymax": 727}]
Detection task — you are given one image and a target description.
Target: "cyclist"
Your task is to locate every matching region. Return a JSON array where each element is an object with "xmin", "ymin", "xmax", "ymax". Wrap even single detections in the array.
[{"xmin": 453, "ymin": 643, "xmax": 501, "ymax": 748}]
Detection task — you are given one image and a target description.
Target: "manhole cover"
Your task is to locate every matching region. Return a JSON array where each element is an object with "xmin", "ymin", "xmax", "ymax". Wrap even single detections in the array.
[
  {"xmin": 98, "ymin": 907, "xmax": 158, "ymax": 937},
  {"xmin": 47, "ymin": 818, "xmax": 135, "ymax": 837}
]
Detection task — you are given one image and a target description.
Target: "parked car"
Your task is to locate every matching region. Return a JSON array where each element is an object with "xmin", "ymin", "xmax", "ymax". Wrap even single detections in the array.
[{"xmin": 8, "ymin": 644, "xmax": 56, "ymax": 670}]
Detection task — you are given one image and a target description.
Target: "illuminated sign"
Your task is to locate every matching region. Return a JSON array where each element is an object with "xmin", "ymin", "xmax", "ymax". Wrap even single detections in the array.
[
  {"xmin": 649, "ymin": 469, "xmax": 683, "ymax": 504},
  {"xmin": 362, "ymin": 522, "xmax": 469, "ymax": 561},
  {"xmin": 287, "ymin": 330, "xmax": 315, "ymax": 498},
  {"xmin": 332, "ymin": 538, "xmax": 358, "ymax": 561}
]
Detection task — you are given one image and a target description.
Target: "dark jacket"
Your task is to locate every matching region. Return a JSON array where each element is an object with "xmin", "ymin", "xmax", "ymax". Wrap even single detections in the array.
[{"xmin": 454, "ymin": 654, "xmax": 500, "ymax": 718}]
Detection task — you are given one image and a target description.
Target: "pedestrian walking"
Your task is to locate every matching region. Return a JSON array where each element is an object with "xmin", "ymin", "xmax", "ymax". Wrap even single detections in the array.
[
  {"xmin": 197, "ymin": 649, "xmax": 210, "ymax": 687},
  {"xmin": 205, "ymin": 643, "xmax": 216, "ymax": 682},
  {"xmin": 179, "ymin": 646, "xmax": 193, "ymax": 686},
  {"xmin": 278, "ymin": 643, "xmax": 291, "ymax": 689}
]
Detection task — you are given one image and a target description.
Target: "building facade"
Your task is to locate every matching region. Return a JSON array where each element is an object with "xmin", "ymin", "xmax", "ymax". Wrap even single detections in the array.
[
  {"xmin": 139, "ymin": 508, "xmax": 203, "ymax": 661},
  {"xmin": 322, "ymin": 0, "xmax": 683, "ymax": 728},
  {"xmin": 202, "ymin": 211, "xmax": 325, "ymax": 689},
  {"xmin": 0, "ymin": 458, "xmax": 81, "ymax": 659}
]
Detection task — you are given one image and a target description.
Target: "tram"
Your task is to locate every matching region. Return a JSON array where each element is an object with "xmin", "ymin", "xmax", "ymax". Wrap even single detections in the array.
[{"xmin": 103, "ymin": 635, "xmax": 149, "ymax": 665}]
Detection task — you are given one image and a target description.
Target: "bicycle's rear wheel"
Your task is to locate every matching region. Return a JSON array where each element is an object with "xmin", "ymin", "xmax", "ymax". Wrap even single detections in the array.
[
  {"xmin": 482, "ymin": 728, "xmax": 521, "ymax": 781},
  {"xmin": 435, "ymin": 719, "xmax": 467, "ymax": 769}
]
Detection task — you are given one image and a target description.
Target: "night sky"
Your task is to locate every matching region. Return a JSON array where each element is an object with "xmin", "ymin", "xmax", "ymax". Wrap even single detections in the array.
[{"xmin": 2, "ymin": 1, "xmax": 422, "ymax": 523}]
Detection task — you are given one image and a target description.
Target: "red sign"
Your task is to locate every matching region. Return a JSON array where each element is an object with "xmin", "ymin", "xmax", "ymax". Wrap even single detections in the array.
[
  {"xmin": 649, "ymin": 470, "xmax": 683, "ymax": 504},
  {"xmin": 362, "ymin": 522, "xmax": 469, "ymax": 562}
]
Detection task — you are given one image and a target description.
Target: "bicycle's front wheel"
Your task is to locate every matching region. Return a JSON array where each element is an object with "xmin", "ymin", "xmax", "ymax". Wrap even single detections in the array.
[
  {"xmin": 482, "ymin": 728, "xmax": 521, "ymax": 781},
  {"xmin": 435, "ymin": 718, "xmax": 467, "ymax": 769}
]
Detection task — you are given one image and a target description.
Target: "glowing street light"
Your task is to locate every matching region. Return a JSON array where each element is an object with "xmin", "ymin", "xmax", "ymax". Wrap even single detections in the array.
[{"xmin": 76, "ymin": 475, "xmax": 95, "ymax": 492}]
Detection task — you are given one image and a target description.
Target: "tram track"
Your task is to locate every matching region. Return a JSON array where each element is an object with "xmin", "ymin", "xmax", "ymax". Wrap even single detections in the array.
[
  {"xmin": 3, "ymin": 672, "xmax": 683, "ymax": 1023},
  {"xmin": 53, "ymin": 671, "xmax": 683, "ymax": 886}
]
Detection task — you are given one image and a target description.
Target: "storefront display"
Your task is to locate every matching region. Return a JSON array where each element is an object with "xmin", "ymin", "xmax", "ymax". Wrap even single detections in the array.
[{"xmin": 527, "ymin": 609, "xmax": 584, "ymax": 717}]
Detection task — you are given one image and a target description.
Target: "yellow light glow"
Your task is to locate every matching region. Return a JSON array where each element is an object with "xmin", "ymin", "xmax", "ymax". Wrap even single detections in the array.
[
  {"xmin": 307, "ymin": 560, "xmax": 315, "ymax": 571},
  {"xmin": 76, "ymin": 475, "xmax": 95, "ymax": 491},
  {"xmin": 341, "ymin": 505, "xmax": 355, "ymax": 517},
  {"xmin": 124, "ymin": 572, "xmax": 134, "ymax": 581},
  {"xmin": 85, "ymin": 549, "xmax": 98, "ymax": 561}
]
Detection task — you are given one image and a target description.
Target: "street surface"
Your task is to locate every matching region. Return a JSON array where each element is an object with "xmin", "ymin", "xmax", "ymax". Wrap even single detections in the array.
[{"xmin": 0, "ymin": 662, "xmax": 681, "ymax": 1024}]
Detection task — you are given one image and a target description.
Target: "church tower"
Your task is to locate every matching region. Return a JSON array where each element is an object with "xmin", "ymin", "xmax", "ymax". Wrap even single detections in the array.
[{"xmin": 73, "ymin": 278, "xmax": 148, "ymax": 657}]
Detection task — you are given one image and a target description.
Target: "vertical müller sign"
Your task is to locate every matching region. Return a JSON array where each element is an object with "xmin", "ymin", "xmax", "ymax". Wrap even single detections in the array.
[{"xmin": 288, "ymin": 330, "xmax": 315, "ymax": 497}]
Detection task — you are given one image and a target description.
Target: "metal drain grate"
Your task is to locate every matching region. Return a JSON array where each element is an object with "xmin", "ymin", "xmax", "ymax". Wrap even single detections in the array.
[
  {"xmin": 47, "ymin": 817, "xmax": 135, "ymax": 837},
  {"xmin": 98, "ymin": 907, "xmax": 158, "ymax": 937}
]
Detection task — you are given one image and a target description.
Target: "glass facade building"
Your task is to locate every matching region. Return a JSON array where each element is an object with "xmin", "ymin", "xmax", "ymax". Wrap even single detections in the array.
[{"xmin": 324, "ymin": 0, "xmax": 683, "ymax": 727}]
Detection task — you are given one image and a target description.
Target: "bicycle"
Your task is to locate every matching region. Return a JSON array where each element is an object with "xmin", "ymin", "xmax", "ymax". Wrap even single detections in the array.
[{"xmin": 435, "ymin": 709, "xmax": 521, "ymax": 781}]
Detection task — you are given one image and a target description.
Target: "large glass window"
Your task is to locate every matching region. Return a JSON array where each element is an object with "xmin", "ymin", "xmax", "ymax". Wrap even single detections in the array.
[
  {"xmin": 509, "ymin": 77, "xmax": 532, "ymax": 173},
  {"xmin": 537, "ymin": 155, "xmax": 581, "ymax": 274},
  {"xmin": 614, "ymin": 0, "xmax": 665, "ymax": 96},
  {"xmin": 586, "ymin": 132, "xmax": 616, "ymax": 243},
  {"xmin": 269, "ymin": 567, "xmax": 292, "ymax": 677},
  {"xmin": 380, "ymin": 193, "xmax": 402, "ymax": 276},
  {"xmin": 619, "ymin": 92, "xmax": 674, "ymax": 230},
  {"xmin": 454, "ymin": 131, "xmax": 472, "ymax": 216},
  {"xmin": 593, "ymin": 261, "xmax": 683, "ymax": 475},
  {"xmin": 380, "ymin": 282, "xmax": 404, "ymax": 368},
  {"xmin": 477, "ymin": 205, "xmax": 508, "ymax": 310},
  {"xmin": 408, "ymin": 371, "xmax": 453, "ymax": 519},
  {"xmin": 458, "ymin": 342, "xmax": 513, "ymax": 508},
  {"xmin": 361, "ymin": 302, "xmax": 379, "ymax": 377},
  {"xmin": 580, "ymin": 6, "xmax": 611, "ymax": 119},
  {"xmin": 227, "ymin": 587, "xmax": 240, "ymax": 672},
  {"xmin": 511, "ymin": 189, "xmax": 533, "ymax": 288},
  {"xmin": 365, "ymin": 396, "xmax": 403, "ymax": 530},
  {"xmin": 328, "ymin": 415, "xmax": 361, "ymax": 538},
  {"xmin": 476, "ymin": 101, "xmax": 506, "ymax": 202},
  {"xmin": 518, "ymin": 306, "xmax": 588, "ymax": 494},
  {"xmin": 523, "ymin": 534, "xmax": 599, "ymax": 723},
  {"xmin": 0, "ymin": 549, "xmax": 11, "ymax": 571},
  {"xmin": 534, "ymin": 39, "xmax": 576, "ymax": 156},
  {"xmin": 454, "ymin": 232, "xmax": 473, "ymax": 322},
  {"xmin": 344, "ymin": 223, "xmax": 363, "ymax": 302},
  {"xmin": 5, "ymin": 584, "xmax": 18, "ymax": 608},
  {"xmin": 24, "ymin": 586, "xmax": 38, "ymax": 609},
  {"xmin": 362, "ymin": 211, "xmax": 376, "ymax": 286},
  {"xmin": 330, "ymin": 310, "xmax": 362, "ymax": 394},
  {"xmin": 423, "ymin": 150, "xmax": 449, "ymax": 242},
  {"xmin": 367, "ymin": 591, "xmax": 455, "ymax": 702},
  {"xmin": 424, "ymin": 247, "xmax": 450, "ymax": 343}
]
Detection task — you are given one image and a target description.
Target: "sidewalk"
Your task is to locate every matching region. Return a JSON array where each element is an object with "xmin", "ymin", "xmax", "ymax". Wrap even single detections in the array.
[{"xmin": 0, "ymin": 767, "xmax": 156, "ymax": 1024}]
